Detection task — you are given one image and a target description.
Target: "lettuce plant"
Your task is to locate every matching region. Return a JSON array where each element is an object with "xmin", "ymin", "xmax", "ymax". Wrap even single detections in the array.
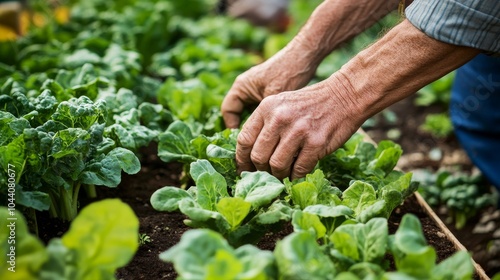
[
  {"xmin": 386, "ymin": 214, "xmax": 474, "ymax": 279},
  {"xmin": 285, "ymin": 168, "xmax": 417, "ymax": 226},
  {"xmin": 0, "ymin": 199, "xmax": 139, "ymax": 280},
  {"xmin": 162, "ymin": 214, "xmax": 474, "ymax": 280},
  {"xmin": 158, "ymin": 121, "xmax": 238, "ymax": 187},
  {"xmin": 161, "ymin": 229, "xmax": 276, "ymax": 280},
  {"xmin": 151, "ymin": 160, "xmax": 292, "ymax": 247},
  {"xmin": 317, "ymin": 133, "xmax": 407, "ymax": 190},
  {"xmin": 418, "ymin": 171, "xmax": 498, "ymax": 229}
]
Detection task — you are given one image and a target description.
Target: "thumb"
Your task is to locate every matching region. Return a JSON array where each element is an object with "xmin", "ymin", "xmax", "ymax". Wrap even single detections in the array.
[
  {"xmin": 222, "ymin": 109, "xmax": 242, "ymax": 129},
  {"xmin": 221, "ymin": 92, "xmax": 244, "ymax": 128}
]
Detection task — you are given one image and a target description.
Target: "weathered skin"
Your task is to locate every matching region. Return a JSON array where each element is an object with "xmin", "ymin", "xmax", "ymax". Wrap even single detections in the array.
[{"xmin": 221, "ymin": 0, "xmax": 479, "ymax": 180}]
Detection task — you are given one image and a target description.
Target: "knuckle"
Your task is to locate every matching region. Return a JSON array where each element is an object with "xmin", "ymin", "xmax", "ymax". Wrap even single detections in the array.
[
  {"xmin": 250, "ymin": 152, "xmax": 268, "ymax": 166},
  {"xmin": 234, "ymin": 72, "xmax": 250, "ymax": 84},
  {"xmin": 305, "ymin": 135, "xmax": 326, "ymax": 150},
  {"xmin": 294, "ymin": 123, "xmax": 310, "ymax": 136},
  {"xmin": 283, "ymin": 121, "xmax": 309, "ymax": 139},
  {"xmin": 237, "ymin": 131, "xmax": 254, "ymax": 147},
  {"xmin": 269, "ymin": 157, "xmax": 287, "ymax": 173},
  {"xmin": 294, "ymin": 163, "xmax": 310, "ymax": 174},
  {"xmin": 293, "ymin": 162, "xmax": 314, "ymax": 179},
  {"xmin": 264, "ymin": 84, "xmax": 285, "ymax": 97},
  {"xmin": 259, "ymin": 95, "xmax": 275, "ymax": 107}
]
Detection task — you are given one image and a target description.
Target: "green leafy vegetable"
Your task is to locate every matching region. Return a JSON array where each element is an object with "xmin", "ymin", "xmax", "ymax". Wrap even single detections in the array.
[
  {"xmin": 151, "ymin": 160, "xmax": 291, "ymax": 246},
  {"xmin": 0, "ymin": 199, "xmax": 139, "ymax": 280}
]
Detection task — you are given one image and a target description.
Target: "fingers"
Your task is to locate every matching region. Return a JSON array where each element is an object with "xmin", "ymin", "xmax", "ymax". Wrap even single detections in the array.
[
  {"xmin": 222, "ymin": 71, "xmax": 263, "ymax": 129},
  {"xmin": 222, "ymin": 74, "xmax": 252, "ymax": 129},
  {"xmin": 269, "ymin": 134, "xmax": 303, "ymax": 180},
  {"xmin": 236, "ymin": 111, "xmax": 264, "ymax": 174},
  {"xmin": 290, "ymin": 136, "xmax": 329, "ymax": 180},
  {"xmin": 235, "ymin": 93, "xmax": 320, "ymax": 180},
  {"xmin": 250, "ymin": 126, "xmax": 280, "ymax": 173},
  {"xmin": 221, "ymin": 93, "xmax": 244, "ymax": 128},
  {"xmin": 290, "ymin": 150, "xmax": 320, "ymax": 180}
]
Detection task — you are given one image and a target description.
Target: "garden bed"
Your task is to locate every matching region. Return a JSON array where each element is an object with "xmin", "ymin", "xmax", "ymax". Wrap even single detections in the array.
[{"xmin": 33, "ymin": 140, "xmax": 487, "ymax": 279}]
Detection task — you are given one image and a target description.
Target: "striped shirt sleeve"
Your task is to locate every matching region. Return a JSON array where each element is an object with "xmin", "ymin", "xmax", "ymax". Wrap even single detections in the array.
[{"xmin": 405, "ymin": 0, "xmax": 500, "ymax": 54}]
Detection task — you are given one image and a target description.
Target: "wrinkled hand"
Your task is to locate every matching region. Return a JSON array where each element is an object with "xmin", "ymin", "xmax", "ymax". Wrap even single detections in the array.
[
  {"xmin": 221, "ymin": 43, "xmax": 319, "ymax": 129},
  {"xmin": 236, "ymin": 75, "xmax": 364, "ymax": 180}
]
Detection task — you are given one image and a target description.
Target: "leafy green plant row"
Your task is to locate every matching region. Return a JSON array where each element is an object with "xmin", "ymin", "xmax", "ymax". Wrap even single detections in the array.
[
  {"xmin": 151, "ymin": 157, "xmax": 415, "ymax": 247},
  {"xmin": 418, "ymin": 170, "xmax": 498, "ymax": 229},
  {"xmin": 163, "ymin": 215, "xmax": 473, "ymax": 280},
  {"xmin": 0, "ymin": 77, "xmax": 142, "ymax": 222}
]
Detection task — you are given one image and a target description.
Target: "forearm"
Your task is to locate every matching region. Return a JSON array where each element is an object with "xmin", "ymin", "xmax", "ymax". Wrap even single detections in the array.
[
  {"xmin": 333, "ymin": 19, "xmax": 480, "ymax": 122},
  {"xmin": 287, "ymin": 0, "xmax": 401, "ymax": 65}
]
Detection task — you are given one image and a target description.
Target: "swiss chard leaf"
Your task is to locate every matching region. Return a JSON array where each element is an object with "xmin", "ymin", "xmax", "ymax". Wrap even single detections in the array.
[
  {"xmin": 58, "ymin": 199, "xmax": 139, "ymax": 279},
  {"xmin": 291, "ymin": 181, "xmax": 318, "ymax": 209},
  {"xmin": 390, "ymin": 214, "xmax": 437, "ymax": 279},
  {"xmin": 431, "ymin": 251, "xmax": 474, "ymax": 280},
  {"xmin": 303, "ymin": 204, "xmax": 354, "ymax": 219},
  {"xmin": 342, "ymin": 181, "xmax": 377, "ymax": 217},
  {"xmin": 190, "ymin": 159, "xmax": 218, "ymax": 182},
  {"xmin": 158, "ymin": 120, "xmax": 199, "ymax": 163},
  {"xmin": 291, "ymin": 210, "xmax": 327, "ymax": 239},
  {"xmin": 160, "ymin": 229, "xmax": 276, "ymax": 280},
  {"xmin": 80, "ymin": 147, "xmax": 140, "ymax": 187}
]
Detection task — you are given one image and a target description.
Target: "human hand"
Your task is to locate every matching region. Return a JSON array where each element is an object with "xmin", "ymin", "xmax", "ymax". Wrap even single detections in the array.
[
  {"xmin": 221, "ymin": 42, "xmax": 321, "ymax": 129},
  {"xmin": 235, "ymin": 74, "xmax": 364, "ymax": 180},
  {"xmin": 233, "ymin": 18, "xmax": 481, "ymax": 181}
]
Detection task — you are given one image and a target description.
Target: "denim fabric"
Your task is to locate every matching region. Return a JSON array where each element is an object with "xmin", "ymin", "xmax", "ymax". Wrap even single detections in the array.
[{"xmin": 450, "ymin": 54, "xmax": 500, "ymax": 190}]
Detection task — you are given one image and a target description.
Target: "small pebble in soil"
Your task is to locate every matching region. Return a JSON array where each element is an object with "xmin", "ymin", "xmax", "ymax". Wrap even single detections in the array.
[
  {"xmin": 473, "ymin": 221, "xmax": 496, "ymax": 234},
  {"xmin": 428, "ymin": 147, "xmax": 443, "ymax": 161},
  {"xmin": 386, "ymin": 128, "xmax": 401, "ymax": 140},
  {"xmin": 479, "ymin": 210, "xmax": 500, "ymax": 224},
  {"xmin": 436, "ymin": 231, "xmax": 445, "ymax": 238}
]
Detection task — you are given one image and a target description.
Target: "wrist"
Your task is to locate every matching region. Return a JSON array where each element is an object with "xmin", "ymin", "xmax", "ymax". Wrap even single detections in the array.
[{"xmin": 334, "ymin": 19, "xmax": 479, "ymax": 120}]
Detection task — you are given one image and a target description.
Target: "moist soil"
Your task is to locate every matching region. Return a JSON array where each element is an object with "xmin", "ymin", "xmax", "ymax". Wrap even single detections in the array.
[{"xmin": 34, "ymin": 95, "xmax": 498, "ymax": 279}]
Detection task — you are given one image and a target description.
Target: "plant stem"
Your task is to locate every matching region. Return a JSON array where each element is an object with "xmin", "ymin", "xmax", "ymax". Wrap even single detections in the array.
[
  {"xmin": 48, "ymin": 193, "xmax": 59, "ymax": 218},
  {"xmin": 71, "ymin": 182, "xmax": 81, "ymax": 218},
  {"xmin": 180, "ymin": 167, "xmax": 190, "ymax": 190},
  {"xmin": 59, "ymin": 182, "xmax": 80, "ymax": 221},
  {"xmin": 24, "ymin": 208, "xmax": 39, "ymax": 236},
  {"xmin": 61, "ymin": 188, "xmax": 74, "ymax": 221},
  {"xmin": 83, "ymin": 184, "xmax": 96, "ymax": 198}
]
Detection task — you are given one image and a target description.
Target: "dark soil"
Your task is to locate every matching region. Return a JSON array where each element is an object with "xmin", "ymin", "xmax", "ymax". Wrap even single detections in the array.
[{"xmin": 389, "ymin": 195, "xmax": 456, "ymax": 262}]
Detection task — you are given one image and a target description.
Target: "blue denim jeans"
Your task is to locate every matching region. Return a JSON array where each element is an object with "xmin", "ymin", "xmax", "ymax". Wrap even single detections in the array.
[{"xmin": 450, "ymin": 54, "xmax": 500, "ymax": 192}]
